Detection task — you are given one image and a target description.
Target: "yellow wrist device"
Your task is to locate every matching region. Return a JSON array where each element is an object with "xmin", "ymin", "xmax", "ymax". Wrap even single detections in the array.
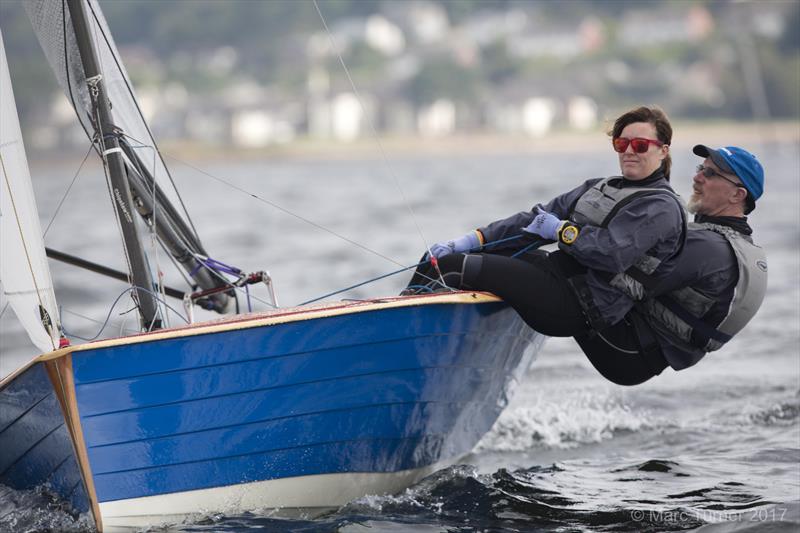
[{"xmin": 559, "ymin": 224, "xmax": 580, "ymax": 245}]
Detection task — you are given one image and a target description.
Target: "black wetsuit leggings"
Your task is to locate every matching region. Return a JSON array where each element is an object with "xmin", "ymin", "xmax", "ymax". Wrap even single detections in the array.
[{"xmin": 407, "ymin": 250, "xmax": 667, "ymax": 386}]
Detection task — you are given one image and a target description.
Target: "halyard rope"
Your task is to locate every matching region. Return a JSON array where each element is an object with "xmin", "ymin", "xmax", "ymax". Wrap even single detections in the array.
[{"xmin": 311, "ymin": 0, "xmax": 448, "ymax": 290}]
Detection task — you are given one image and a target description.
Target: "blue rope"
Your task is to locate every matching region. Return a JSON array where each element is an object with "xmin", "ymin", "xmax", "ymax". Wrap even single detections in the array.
[
  {"xmin": 511, "ymin": 237, "xmax": 548, "ymax": 258},
  {"xmin": 299, "ymin": 261, "xmax": 427, "ymax": 306},
  {"xmin": 299, "ymin": 233, "xmax": 547, "ymax": 306},
  {"xmin": 190, "ymin": 255, "xmax": 242, "ymax": 278},
  {"xmin": 404, "ymin": 284, "xmax": 434, "ymax": 293}
]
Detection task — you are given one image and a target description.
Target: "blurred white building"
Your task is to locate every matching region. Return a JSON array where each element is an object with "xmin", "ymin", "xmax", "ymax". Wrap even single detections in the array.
[
  {"xmin": 522, "ymin": 98, "xmax": 556, "ymax": 137},
  {"xmin": 417, "ymin": 99, "xmax": 455, "ymax": 137}
]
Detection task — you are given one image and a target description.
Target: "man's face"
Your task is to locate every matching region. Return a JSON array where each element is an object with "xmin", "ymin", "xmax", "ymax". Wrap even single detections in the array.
[{"xmin": 688, "ymin": 157, "xmax": 746, "ymax": 216}]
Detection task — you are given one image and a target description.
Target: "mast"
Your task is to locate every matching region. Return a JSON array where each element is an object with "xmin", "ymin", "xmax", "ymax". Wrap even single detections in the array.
[{"xmin": 66, "ymin": 0, "xmax": 161, "ymax": 329}]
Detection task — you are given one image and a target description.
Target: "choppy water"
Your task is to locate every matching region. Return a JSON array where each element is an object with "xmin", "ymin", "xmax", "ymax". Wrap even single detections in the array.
[{"xmin": 1, "ymin": 139, "xmax": 798, "ymax": 532}]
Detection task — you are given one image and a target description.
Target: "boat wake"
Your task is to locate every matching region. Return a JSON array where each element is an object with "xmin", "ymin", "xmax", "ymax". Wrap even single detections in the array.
[
  {"xmin": 476, "ymin": 391, "xmax": 661, "ymax": 451},
  {"xmin": 335, "ymin": 464, "xmax": 800, "ymax": 533},
  {"xmin": 747, "ymin": 393, "xmax": 800, "ymax": 427}
]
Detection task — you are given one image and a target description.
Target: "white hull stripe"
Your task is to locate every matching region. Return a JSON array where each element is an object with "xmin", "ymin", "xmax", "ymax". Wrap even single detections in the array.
[{"xmin": 99, "ymin": 464, "xmax": 447, "ymax": 532}]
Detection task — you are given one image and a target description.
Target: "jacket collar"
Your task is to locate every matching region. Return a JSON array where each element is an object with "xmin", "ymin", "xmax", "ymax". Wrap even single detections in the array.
[
  {"xmin": 694, "ymin": 214, "xmax": 753, "ymax": 235},
  {"xmin": 620, "ymin": 166, "xmax": 667, "ymax": 187}
]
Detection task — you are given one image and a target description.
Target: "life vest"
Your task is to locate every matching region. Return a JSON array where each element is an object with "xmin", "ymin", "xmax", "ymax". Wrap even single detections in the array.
[
  {"xmin": 639, "ymin": 222, "xmax": 767, "ymax": 353},
  {"xmin": 568, "ymin": 176, "xmax": 687, "ymax": 296}
]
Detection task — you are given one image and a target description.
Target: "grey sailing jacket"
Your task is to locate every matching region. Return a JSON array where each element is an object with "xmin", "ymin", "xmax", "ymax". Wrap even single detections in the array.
[
  {"xmin": 633, "ymin": 220, "xmax": 767, "ymax": 370},
  {"xmin": 478, "ymin": 171, "xmax": 686, "ymax": 328}
]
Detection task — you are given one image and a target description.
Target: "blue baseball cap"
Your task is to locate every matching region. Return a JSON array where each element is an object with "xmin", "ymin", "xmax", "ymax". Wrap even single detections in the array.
[{"xmin": 693, "ymin": 144, "xmax": 764, "ymax": 213}]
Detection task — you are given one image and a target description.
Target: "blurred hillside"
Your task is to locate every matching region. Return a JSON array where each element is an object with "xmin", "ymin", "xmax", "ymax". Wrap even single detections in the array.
[{"xmin": 1, "ymin": 0, "xmax": 798, "ymax": 151}]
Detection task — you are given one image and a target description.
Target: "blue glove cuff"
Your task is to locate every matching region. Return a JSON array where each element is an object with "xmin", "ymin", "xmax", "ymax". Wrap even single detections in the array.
[{"xmin": 464, "ymin": 231, "xmax": 481, "ymax": 251}]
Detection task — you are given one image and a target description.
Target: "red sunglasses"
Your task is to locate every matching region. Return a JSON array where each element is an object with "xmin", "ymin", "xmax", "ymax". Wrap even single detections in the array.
[{"xmin": 613, "ymin": 137, "xmax": 665, "ymax": 154}]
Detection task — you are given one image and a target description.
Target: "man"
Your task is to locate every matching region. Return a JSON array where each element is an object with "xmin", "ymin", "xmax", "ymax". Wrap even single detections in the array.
[{"xmin": 620, "ymin": 144, "xmax": 768, "ymax": 373}]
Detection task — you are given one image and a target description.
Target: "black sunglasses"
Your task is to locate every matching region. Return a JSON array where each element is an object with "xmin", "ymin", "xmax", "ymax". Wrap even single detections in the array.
[{"xmin": 696, "ymin": 164, "xmax": 743, "ymax": 188}]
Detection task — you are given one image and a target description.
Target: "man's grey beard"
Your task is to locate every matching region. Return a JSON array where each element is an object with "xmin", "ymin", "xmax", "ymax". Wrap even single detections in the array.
[{"xmin": 687, "ymin": 195, "xmax": 701, "ymax": 214}]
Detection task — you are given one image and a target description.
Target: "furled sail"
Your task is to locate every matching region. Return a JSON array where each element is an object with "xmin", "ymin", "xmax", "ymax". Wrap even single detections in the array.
[{"xmin": 0, "ymin": 31, "xmax": 60, "ymax": 354}]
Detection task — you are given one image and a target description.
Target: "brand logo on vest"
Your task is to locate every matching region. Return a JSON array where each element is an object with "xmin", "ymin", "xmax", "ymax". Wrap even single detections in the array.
[{"xmin": 756, "ymin": 260, "xmax": 767, "ymax": 272}]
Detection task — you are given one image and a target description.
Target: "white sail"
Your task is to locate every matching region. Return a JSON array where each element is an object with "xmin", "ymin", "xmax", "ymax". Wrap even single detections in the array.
[{"xmin": 0, "ymin": 31, "xmax": 60, "ymax": 355}]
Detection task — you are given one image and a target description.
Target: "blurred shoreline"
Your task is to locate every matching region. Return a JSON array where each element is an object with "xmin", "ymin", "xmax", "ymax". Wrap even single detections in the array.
[{"xmin": 28, "ymin": 120, "xmax": 799, "ymax": 167}]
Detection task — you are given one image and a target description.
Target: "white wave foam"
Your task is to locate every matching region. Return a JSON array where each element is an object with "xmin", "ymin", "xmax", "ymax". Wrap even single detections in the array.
[
  {"xmin": 0, "ymin": 484, "xmax": 93, "ymax": 533},
  {"xmin": 476, "ymin": 391, "xmax": 656, "ymax": 451},
  {"xmin": 344, "ymin": 465, "xmax": 479, "ymax": 515}
]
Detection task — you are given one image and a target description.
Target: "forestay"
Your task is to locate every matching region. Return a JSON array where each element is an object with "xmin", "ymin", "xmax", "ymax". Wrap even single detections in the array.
[{"xmin": 0, "ymin": 32, "xmax": 60, "ymax": 358}]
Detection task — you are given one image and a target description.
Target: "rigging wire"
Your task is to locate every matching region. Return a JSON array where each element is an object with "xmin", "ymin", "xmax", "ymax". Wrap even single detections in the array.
[
  {"xmin": 85, "ymin": 0, "xmax": 201, "ymax": 242},
  {"xmin": 311, "ymin": 0, "xmax": 448, "ymax": 289},
  {"xmin": 87, "ymin": 12, "xmax": 162, "ymax": 332},
  {"xmin": 162, "ymin": 152, "xmax": 410, "ymax": 270},
  {"xmin": 92, "ymin": 0, "xmax": 449, "ymax": 302},
  {"xmin": 43, "ymin": 143, "xmax": 94, "ymax": 237},
  {"xmin": 48, "ymin": 0, "xmax": 452, "ymax": 317},
  {"xmin": 89, "ymin": 7, "xmax": 163, "ymax": 332},
  {"xmin": 127, "ymin": 133, "xmax": 172, "ymax": 328},
  {"xmin": 92, "ymin": 106, "xmax": 141, "ymax": 324},
  {"xmin": 120, "ymin": 133, "xmax": 278, "ymax": 310}
]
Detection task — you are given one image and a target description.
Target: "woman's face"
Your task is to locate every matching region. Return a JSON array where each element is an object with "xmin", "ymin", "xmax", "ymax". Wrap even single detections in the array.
[{"xmin": 616, "ymin": 121, "xmax": 669, "ymax": 180}]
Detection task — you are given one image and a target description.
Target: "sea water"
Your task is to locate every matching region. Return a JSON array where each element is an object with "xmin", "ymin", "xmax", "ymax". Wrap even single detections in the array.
[{"xmin": 1, "ymin": 138, "xmax": 798, "ymax": 532}]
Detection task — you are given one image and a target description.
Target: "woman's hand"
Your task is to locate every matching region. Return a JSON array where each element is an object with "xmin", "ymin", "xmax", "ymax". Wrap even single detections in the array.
[
  {"xmin": 430, "ymin": 232, "xmax": 480, "ymax": 259},
  {"xmin": 522, "ymin": 210, "xmax": 565, "ymax": 241}
]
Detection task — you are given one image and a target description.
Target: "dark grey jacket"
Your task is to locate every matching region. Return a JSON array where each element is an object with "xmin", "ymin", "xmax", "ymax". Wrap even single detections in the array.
[
  {"xmin": 641, "ymin": 216, "xmax": 750, "ymax": 370},
  {"xmin": 478, "ymin": 170, "xmax": 685, "ymax": 328}
]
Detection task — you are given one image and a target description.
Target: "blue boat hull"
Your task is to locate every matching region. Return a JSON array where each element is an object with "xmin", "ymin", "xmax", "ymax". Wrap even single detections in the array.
[
  {"xmin": 0, "ymin": 361, "xmax": 92, "ymax": 517},
  {"xmin": 3, "ymin": 294, "xmax": 543, "ymax": 530}
]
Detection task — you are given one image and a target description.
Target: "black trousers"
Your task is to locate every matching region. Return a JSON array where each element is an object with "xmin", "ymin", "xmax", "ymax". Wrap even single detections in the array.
[{"xmin": 406, "ymin": 250, "xmax": 668, "ymax": 386}]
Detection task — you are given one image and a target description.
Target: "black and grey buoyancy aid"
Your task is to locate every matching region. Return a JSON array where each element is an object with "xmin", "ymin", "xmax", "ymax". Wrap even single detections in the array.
[
  {"xmin": 568, "ymin": 176, "xmax": 687, "ymax": 297},
  {"xmin": 639, "ymin": 222, "xmax": 767, "ymax": 353}
]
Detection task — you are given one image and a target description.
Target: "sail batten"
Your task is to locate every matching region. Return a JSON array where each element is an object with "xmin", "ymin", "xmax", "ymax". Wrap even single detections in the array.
[{"xmin": 0, "ymin": 32, "xmax": 60, "ymax": 361}]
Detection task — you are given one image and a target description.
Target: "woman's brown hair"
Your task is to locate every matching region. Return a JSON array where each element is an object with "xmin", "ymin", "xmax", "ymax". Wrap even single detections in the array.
[{"xmin": 609, "ymin": 106, "xmax": 673, "ymax": 179}]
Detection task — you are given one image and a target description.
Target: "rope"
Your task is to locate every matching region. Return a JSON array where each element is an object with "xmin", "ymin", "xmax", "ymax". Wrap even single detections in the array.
[
  {"xmin": 299, "ymin": 261, "xmax": 425, "ymax": 306},
  {"xmin": 298, "ymin": 233, "xmax": 543, "ymax": 305},
  {"xmin": 0, "ymin": 150, "xmax": 57, "ymax": 350},
  {"xmin": 60, "ymin": 285, "xmax": 189, "ymax": 342},
  {"xmin": 311, "ymin": 0, "xmax": 446, "ymax": 288},
  {"xmin": 60, "ymin": 306, "xmax": 138, "ymax": 336}
]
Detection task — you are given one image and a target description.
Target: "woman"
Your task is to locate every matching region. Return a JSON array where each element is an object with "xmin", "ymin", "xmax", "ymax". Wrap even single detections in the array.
[{"xmin": 405, "ymin": 106, "xmax": 686, "ymax": 386}]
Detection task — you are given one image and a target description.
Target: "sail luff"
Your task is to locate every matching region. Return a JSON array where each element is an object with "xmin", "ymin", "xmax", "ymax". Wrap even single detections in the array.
[{"xmin": 0, "ymin": 31, "xmax": 60, "ymax": 358}]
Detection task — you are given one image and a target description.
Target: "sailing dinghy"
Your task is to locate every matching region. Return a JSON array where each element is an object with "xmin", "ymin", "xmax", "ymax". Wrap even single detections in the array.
[{"xmin": 0, "ymin": 1, "xmax": 544, "ymax": 531}]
